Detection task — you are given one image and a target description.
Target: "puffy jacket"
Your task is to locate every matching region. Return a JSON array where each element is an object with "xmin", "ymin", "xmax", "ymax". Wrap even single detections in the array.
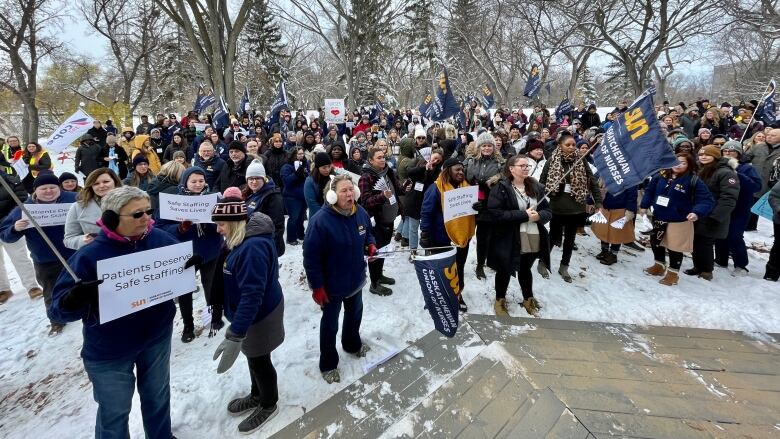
[
  {"xmin": 263, "ymin": 147, "xmax": 288, "ymax": 189},
  {"xmin": 403, "ymin": 161, "xmax": 441, "ymax": 220},
  {"xmin": 641, "ymin": 173, "xmax": 715, "ymax": 223},
  {"xmin": 245, "ymin": 180, "xmax": 286, "ymax": 256},
  {"xmin": 49, "ymin": 228, "xmax": 178, "ymax": 360},
  {"xmin": 303, "ymin": 203, "xmax": 375, "ymax": 298},
  {"xmin": 0, "ymin": 191, "xmax": 77, "ymax": 263},
  {"xmin": 695, "ymin": 157, "xmax": 740, "ymax": 239},
  {"xmin": 217, "ymin": 156, "xmax": 250, "ymax": 192}
]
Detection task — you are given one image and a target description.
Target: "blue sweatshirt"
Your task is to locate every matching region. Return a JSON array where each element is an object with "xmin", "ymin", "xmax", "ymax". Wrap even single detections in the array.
[{"xmin": 641, "ymin": 173, "xmax": 715, "ymax": 222}]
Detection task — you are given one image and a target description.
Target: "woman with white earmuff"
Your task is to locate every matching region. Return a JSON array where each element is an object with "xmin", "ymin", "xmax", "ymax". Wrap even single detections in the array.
[{"xmin": 302, "ymin": 174, "xmax": 376, "ymax": 384}]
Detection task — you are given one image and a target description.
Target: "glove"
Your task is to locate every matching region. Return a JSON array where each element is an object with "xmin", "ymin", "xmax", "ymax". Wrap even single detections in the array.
[
  {"xmin": 61, "ymin": 279, "xmax": 104, "ymax": 311},
  {"xmin": 213, "ymin": 328, "xmax": 244, "ymax": 374},
  {"xmin": 624, "ymin": 211, "xmax": 636, "ymax": 221},
  {"xmin": 295, "ymin": 164, "xmax": 306, "ymax": 176},
  {"xmin": 420, "ymin": 231, "xmax": 431, "ymax": 249},
  {"xmin": 184, "ymin": 254, "xmax": 204, "ymax": 270},
  {"xmin": 312, "ymin": 287, "xmax": 329, "ymax": 307},
  {"xmin": 366, "ymin": 244, "xmax": 377, "ymax": 257},
  {"xmin": 472, "ymin": 201, "xmax": 485, "ymax": 212},
  {"xmin": 178, "ymin": 220, "xmax": 193, "ymax": 233}
]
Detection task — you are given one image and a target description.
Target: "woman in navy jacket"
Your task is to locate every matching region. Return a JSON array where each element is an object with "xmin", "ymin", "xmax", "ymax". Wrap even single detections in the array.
[{"xmin": 280, "ymin": 147, "xmax": 309, "ymax": 245}]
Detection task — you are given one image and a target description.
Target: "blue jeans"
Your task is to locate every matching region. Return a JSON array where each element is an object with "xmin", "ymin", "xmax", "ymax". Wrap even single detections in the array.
[
  {"xmin": 284, "ymin": 196, "xmax": 306, "ymax": 243},
  {"xmin": 401, "ymin": 217, "xmax": 420, "ymax": 249},
  {"xmin": 83, "ymin": 337, "xmax": 172, "ymax": 439},
  {"xmin": 319, "ymin": 291, "xmax": 363, "ymax": 372}
]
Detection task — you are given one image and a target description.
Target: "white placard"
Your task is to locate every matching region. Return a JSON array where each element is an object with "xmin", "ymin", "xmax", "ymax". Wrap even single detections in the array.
[
  {"xmin": 159, "ymin": 193, "xmax": 218, "ymax": 223},
  {"xmin": 611, "ymin": 216, "xmax": 627, "ymax": 229},
  {"xmin": 20, "ymin": 203, "xmax": 72, "ymax": 229},
  {"xmin": 589, "ymin": 211, "xmax": 608, "ymax": 224},
  {"xmin": 194, "ymin": 123, "xmax": 210, "ymax": 134},
  {"xmin": 12, "ymin": 160, "xmax": 28, "ymax": 180},
  {"xmin": 97, "ymin": 241, "xmax": 196, "ymax": 324},
  {"xmin": 324, "ymin": 99, "xmax": 345, "ymax": 124},
  {"xmin": 443, "ymin": 186, "xmax": 478, "ymax": 223}
]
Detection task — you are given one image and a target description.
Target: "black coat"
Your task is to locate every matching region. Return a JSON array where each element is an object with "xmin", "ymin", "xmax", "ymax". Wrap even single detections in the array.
[
  {"xmin": 263, "ymin": 147, "xmax": 288, "ymax": 189},
  {"xmin": 485, "ymin": 178, "xmax": 552, "ymax": 274},
  {"xmin": 147, "ymin": 175, "xmax": 179, "ymax": 213},
  {"xmin": 0, "ymin": 172, "xmax": 27, "ymax": 218},
  {"xmin": 403, "ymin": 161, "xmax": 440, "ymax": 220},
  {"xmin": 75, "ymin": 143, "xmax": 103, "ymax": 177},
  {"xmin": 695, "ymin": 157, "xmax": 740, "ymax": 239},
  {"xmin": 246, "ymin": 184, "xmax": 286, "ymax": 256},
  {"xmin": 217, "ymin": 156, "xmax": 250, "ymax": 192},
  {"xmin": 98, "ymin": 144, "xmax": 129, "ymax": 179}
]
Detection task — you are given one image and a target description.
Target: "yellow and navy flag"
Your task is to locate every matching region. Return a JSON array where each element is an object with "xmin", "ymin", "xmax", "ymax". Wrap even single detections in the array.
[
  {"xmin": 414, "ymin": 248, "xmax": 460, "ymax": 338},
  {"xmin": 481, "ymin": 85, "xmax": 494, "ymax": 109},
  {"xmin": 523, "ymin": 64, "xmax": 541, "ymax": 98}
]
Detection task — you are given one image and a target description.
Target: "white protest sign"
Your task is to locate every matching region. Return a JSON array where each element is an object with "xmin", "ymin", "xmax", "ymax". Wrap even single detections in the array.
[
  {"xmin": 12, "ymin": 160, "xmax": 28, "ymax": 180},
  {"xmin": 589, "ymin": 211, "xmax": 608, "ymax": 224},
  {"xmin": 324, "ymin": 99, "xmax": 345, "ymax": 124},
  {"xmin": 611, "ymin": 216, "xmax": 628, "ymax": 229},
  {"xmin": 97, "ymin": 241, "xmax": 196, "ymax": 324},
  {"xmin": 194, "ymin": 123, "xmax": 210, "ymax": 134},
  {"xmin": 159, "ymin": 193, "xmax": 218, "ymax": 224},
  {"xmin": 443, "ymin": 186, "xmax": 478, "ymax": 223},
  {"xmin": 20, "ymin": 203, "xmax": 72, "ymax": 229}
]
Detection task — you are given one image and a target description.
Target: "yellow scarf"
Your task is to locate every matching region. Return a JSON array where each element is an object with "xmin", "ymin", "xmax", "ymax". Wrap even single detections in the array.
[{"xmin": 435, "ymin": 175, "xmax": 476, "ymax": 248}]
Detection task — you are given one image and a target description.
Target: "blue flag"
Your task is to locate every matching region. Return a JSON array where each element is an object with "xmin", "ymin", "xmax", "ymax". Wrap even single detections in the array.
[
  {"xmin": 759, "ymin": 79, "xmax": 777, "ymax": 125},
  {"xmin": 193, "ymin": 84, "xmax": 205, "ymax": 112},
  {"xmin": 555, "ymin": 98, "xmax": 573, "ymax": 121},
  {"xmin": 369, "ymin": 98, "xmax": 384, "ymax": 123},
  {"xmin": 592, "ymin": 90, "xmax": 678, "ymax": 195},
  {"xmin": 238, "ymin": 85, "xmax": 250, "ymax": 115},
  {"xmin": 419, "ymin": 94, "xmax": 434, "ymax": 118},
  {"xmin": 198, "ymin": 88, "xmax": 216, "ymax": 113},
  {"xmin": 545, "ymin": 83, "xmax": 552, "ymax": 95},
  {"xmin": 413, "ymin": 248, "xmax": 460, "ymax": 338},
  {"xmin": 270, "ymin": 82, "xmax": 288, "ymax": 124},
  {"xmin": 213, "ymin": 96, "xmax": 230, "ymax": 131},
  {"xmin": 523, "ymin": 64, "xmax": 541, "ymax": 99},
  {"xmin": 454, "ymin": 97, "xmax": 467, "ymax": 130},
  {"xmin": 428, "ymin": 68, "xmax": 461, "ymax": 121},
  {"xmin": 481, "ymin": 85, "xmax": 494, "ymax": 109}
]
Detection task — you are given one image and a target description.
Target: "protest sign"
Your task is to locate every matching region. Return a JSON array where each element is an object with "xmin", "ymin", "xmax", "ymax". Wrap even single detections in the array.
[
  {"xmin": 324, "ymin": 99, "xmax": 345, "ymax": 124},
  {"xmin": 751, "ymin": 192, "xmax": 774, "ymax": 221},
  {"xmin": 442, "ymin": 186, "xmax": 478, "ymax": 223},
  {"xmin": 159, "ymin": 193, "xmax": 218, "ymax": 223},
  {"xmin": 194, "ymin": 123, "xmax": 210, "ymax": 135},
  {"xmin": 20, "ymin": 203, "xmax": 72, "ymax": 229},
  {"xmin": 12, "ymin": 161, "xmax": 29, "ymax": 180},
  {"xmin": 97, "ymin": 241, "xmax": 196, "ymax": 324}
]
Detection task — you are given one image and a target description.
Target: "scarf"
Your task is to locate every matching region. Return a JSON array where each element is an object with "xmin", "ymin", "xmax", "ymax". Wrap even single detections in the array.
[
  {"xmin": 435, "ymin": 175, "xmax": 475, "ymax": 248},
  {"xmin": 545, "ymin": 149, "xmax": 589, "ymax": 204}
]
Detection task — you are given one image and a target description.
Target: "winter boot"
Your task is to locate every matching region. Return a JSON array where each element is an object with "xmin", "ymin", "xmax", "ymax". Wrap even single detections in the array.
[
  {"xmin": 351, "ymin": 344, "xmax": 371, "ymax": 358},
  {"xmin": 644, "ymin": 262, "xmax": 666, "ymax": 276},
  {"xmin": 625, "ymin": 241, "xmax": 646, "ymax": 252},
  {"xmin": 595, "ymin": 249, "xmax": 610, "ymax": 261},
  {"xmin": 683, "ymin": 267, "xmax": 701, "ymax": 276},
  {"xmin": 537, "ymin": 262, "xmax": 550, "ymax": 279},
  {"xmin": 576, "ymin": 226, "xmax": 588, "ymax": 236},
  {"xmin": 48, "ymin": 323, "xmax": 65, "ymax": 336},
  {"xmin": 600, "ymin": 252, "xmax": 618, "ymax": 266},
  {"xmin": 494, "ymin": 298, "xmax": 509, "ymax": 316},
  {"xmin": 475, "ymin": 264, "xmax": 486, "ymax": 280},
  {"xmin": 28, "ymin": 287, "xmax": 43, "ymax": 299},
  {"xmin": 0, "ymin": 290, "xmax": 12, "ymax": 304},
  {"xmin": 369, "ymin": 283, "xmax": 393, "ymax": 296},
  {"xmin": 522, "ymin": 298, "xmax": 540, "ymax": 317},
  {"xmin": 698, "ymin": 271, "xmax": 713, "ymax": 281},
  {"xmin": 764, "ymin": 263, "xmax": 780, "ymax": 281},
  {"xmin": 321, "ymin": 369, "xmax": 341, "ymax": 384},
  {"xmin": 377, "ymin": 275, "xmax": 396, "ymax": 285},
  {"xmin": 558, "ymin": 264, "xmax": 573, "ymax": 283},
  {"xmin": 238, "ymin": 405, "xmax": 278, "ymax": 435},
  {"xmin": 227, "ymin": 395, "xmax": 260, "ymax": 416},
  {"xmin": 181, "ymin": 325, "xmax": 195, "ymax": 343},
  {"xmin": 659, "ymin": 269, "xmax": 679, "ymax": 286},
  {"xmin": 458, "ymin": 295, "xmax": 468, "ymax": 313}
]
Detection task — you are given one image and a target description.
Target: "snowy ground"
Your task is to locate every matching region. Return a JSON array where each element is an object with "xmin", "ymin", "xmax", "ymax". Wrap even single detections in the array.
[{"xmin": 0, "ymin": 153, "xmax": 778, "ymax": 438}]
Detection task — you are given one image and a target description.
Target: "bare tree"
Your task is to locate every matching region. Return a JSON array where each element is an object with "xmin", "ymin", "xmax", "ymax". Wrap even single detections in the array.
[
  {"xmin": 0, "ymin": 0, "xmax": 60, "ymax": 142},
  {"xmin": 155, "ymin": 0, "xmax": 252, "ymax": 110}
]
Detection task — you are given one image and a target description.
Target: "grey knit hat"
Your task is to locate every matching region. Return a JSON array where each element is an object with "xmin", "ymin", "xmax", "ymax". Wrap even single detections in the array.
[{"xmin": 475, "ymin": 131, "xmax": 496, "ymax": 148}]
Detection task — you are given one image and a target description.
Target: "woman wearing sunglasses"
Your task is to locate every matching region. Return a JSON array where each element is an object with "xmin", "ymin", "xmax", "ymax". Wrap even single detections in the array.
[{"xmin": 50, "ymin": 186, "xmax": 182, "ymax": 438}]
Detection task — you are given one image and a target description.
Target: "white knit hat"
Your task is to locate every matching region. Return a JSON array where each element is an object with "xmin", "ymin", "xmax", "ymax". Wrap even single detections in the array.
[
  {"xmin": 414, "ymin": 126, "xmax": 426, "ymax": 139},
  {"xmin": 476, "ymin": 131, "xmax": 496, "ymax": 148},
  {"xmin": 246, "ymin": 159, "xmax": 266, "ymax": 179}
]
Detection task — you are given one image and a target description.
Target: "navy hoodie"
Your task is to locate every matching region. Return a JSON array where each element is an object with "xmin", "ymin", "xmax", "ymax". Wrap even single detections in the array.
[{"xmin": 0, "ymin": 191, "xmax": 77, "ymax": 263}]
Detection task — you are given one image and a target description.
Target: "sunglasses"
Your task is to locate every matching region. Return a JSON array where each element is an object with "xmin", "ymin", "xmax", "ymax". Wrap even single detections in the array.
[
  {"xmin": 120, "ymin": 208, "xmax": 154, "ymax": 219},
  {"xmin": 416, "ymin": 136, "xmax": 426, "ymax": 140}
]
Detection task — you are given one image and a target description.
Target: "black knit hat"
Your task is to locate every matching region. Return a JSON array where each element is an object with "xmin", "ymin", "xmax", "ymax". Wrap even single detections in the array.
[
  {"xmin": 132, "ymin": 154, "xmax": 149, "ymax": 168},
  {"xmin": 58, "ymin": 172, "xmax": 78, "ymax": 184},
  {"xmin": 33, "ymin": 172, "xmax": 60, "ymax": 189},
  {"xmin": 442, "ymin": 157, "xmax": 463, "ymax": 170},
  {"xmin": 228, "ymin": 140, "xmax": 246, "ymax": 154},
  {"xmin": 211, "ymin": 196, "xmax": 248, "ymax": 222},
  {"xmin": 314, "ymin": 152, "xmax": 332, "ymax": 168}
]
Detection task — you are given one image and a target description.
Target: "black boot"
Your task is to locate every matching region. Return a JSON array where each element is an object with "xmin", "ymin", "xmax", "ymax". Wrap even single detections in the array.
[
  {"xmin": 238, "ymin": 405, "xmax": 278, "ymax": 434},
  {"xmin": 595, "ymin": 249, "xmax": 610, "ymax": 261},
  {"xmin": 181, "ymin": 325, "xmax": 195, "ymax": 343},
  {"xmin": 227, "ymin": 395, "xmax": 260, "ymax": 416},
  {"xmin": 370, "ymin": 282, "xmax": 393, "ymax": 296},
  {"xmin": 600, "ymin": 252, "xmax": 617, "ymax": 266},
  {"xmin": 475, "ymin": 264, "xmax": 486, "ymax": 280}
]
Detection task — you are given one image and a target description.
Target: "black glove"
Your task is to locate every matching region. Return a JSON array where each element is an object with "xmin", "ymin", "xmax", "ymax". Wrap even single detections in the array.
[
  {"xmin": 472, "ymin": 201, "xmax": 485, "ymax": 212},
  {"xmin": 61, "ymin": 279, "xmax": 104, "ymax": 311},
  {"xmin": 184, "ymin": 254, "xmax": 204, "ymax": 270},
  {"xmin": 420, "ymin": 231, "xmax": 431, "ymax": 249},
  {"xmin": 295, "ymin": 164, "xmax": 306, "ymax": 176}
]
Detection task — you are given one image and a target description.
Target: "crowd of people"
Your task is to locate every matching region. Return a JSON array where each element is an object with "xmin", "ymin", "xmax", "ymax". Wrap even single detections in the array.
[{"xmin": 0, "ymin": 97, "xmax": 779, "ymax": 436}]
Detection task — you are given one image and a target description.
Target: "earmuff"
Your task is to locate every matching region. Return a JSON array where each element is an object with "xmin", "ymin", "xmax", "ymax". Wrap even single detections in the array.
[
  {"xmin": 101, "ymin": 210, "xmax": 120, "ymax": 231},
  {"xmin": 325, "ymin": 176, "xmax": 360, "ymax": 205}
]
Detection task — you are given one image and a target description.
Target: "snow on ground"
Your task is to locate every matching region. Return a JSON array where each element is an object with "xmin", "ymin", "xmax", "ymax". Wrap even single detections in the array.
[{"xmin": 0, "ymin": 152, "xmax": 778, "ymax": 438}]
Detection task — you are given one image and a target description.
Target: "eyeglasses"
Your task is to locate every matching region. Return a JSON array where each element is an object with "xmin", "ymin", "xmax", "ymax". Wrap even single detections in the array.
[
  {"xmin": 416, "ymin": 136, "xmax": 426, "ymax": 140},
  {"xmin": 512, "ymin": 164, "xmax": 532, "ymax": 169},
  {"xmin": 120, "ymin": 208, "xmax": 154, "ymax": 219}
]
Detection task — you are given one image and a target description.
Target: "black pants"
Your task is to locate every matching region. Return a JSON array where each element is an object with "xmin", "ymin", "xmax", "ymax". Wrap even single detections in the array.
[
  {"xmin": 475, "ymin": 224, "xmax": 490, "ymax": 267},
  {"xmin": 456, "ymin": 245, "xmax": 469, "ymax": 293},
  {"xmin": 179, "ymin": 258, "xmax": 220, "ymax": 329},
  {"xmin": 650, "ymin": 229, "xmax": 684, "ymax": 270},
  {"xmin": 549, "ymin": 213, "xmax": 583, "ymax": 266},
  {"xmin": 33, "ymin": 261, "xmax": 63, "ymax": 323},
  {"xmin": 319, "ymin": 292, "xmax": 363, "ymax": 372},
  {"xmin": 746, "ymin": 197, "xmax": 759, "ymax": 230},
  {"xmin": 247, "ymin": 354, "xmax": 278, "ymax": 409},
  {"xmin": 767, "ymin": 222, "xmax": 780, "ymax": 279},
  {"xmin": 495, "ymin": 254, "xmax": 538, "ymax": 301},
  {"xmin": 368, "ymin": 222, "xmax": 393, "ymax": 284},
  {"xmin": 691, "ymin": 234, "xmax": 715, "ymax": 273}
]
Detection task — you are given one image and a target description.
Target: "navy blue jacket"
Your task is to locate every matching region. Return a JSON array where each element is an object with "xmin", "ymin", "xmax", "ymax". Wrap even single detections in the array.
[
  {"xmin": 603, "ymin": 185, "xmax": 639, "ymax": 212},
  {"xmin": 193, "ymin": 155, "xmax": 226, "ymax": 190},
  {"xmin": 280, "ymin": 160, "xmax": 309, "ymax": 200},
  {"xmin": 733, "ymin": 161, "xmax": 762, "ymax": 223},
  {"xmin": 0, "ymin": 191, "xmax": 77, "ymax": 264},
  {"xmin": 420, "ymin": 184, "xmax": 450, "ymax": 247},
  {"xmin": 303, "ymin": 203, "xmax": 375, "ymax": 298},
  {"xmin": 640, "ymin": 173, "xmax": 715, "ymax": 222},
  {"xmin": 49, "ymin": 228, "xmax": 178, "ymax": 360},
  {"xmin": 222, "ymin": 213, "xmax": 284, "ymax": 337}
]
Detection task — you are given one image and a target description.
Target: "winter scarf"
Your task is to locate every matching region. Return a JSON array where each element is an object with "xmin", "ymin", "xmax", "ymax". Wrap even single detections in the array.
[
  {"xmin": 546, "ymin": 149, "xmax": 589, "ymax": 204},
  {"xmin": 435, "ymin": 175, "xmax": 476, "ymax": 248}
]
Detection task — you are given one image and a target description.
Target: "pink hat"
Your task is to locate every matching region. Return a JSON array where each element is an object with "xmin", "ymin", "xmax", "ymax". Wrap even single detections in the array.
[{"xmin": 222, "ymin": 186, "xmax": 243, "ymax": 199}]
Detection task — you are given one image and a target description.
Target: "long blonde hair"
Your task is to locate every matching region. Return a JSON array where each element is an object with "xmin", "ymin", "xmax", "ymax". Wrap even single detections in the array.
[{"xmin": 222, "ymin": 220, "xmax": 247, "ymax": 250}]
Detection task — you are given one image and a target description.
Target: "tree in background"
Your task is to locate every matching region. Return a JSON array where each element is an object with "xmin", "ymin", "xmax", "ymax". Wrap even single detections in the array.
[{"xmin": 577, "ymin": 66, "xmax": 598, "ymax": 106}]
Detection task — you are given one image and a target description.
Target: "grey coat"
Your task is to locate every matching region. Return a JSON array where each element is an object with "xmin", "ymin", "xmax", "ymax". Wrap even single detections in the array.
[
  {"xmin": 63, "ymin": 199, "xmax": 102, "ymax": 250},
  {"xmin": 748, "ymin": 142, "xmax": 780, "ymax": 195}
]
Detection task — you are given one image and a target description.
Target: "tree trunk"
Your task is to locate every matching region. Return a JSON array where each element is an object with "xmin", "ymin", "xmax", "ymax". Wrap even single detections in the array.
[{"xmin": 21, "ymin": 96, "xmax": 39, "ymax": 143}]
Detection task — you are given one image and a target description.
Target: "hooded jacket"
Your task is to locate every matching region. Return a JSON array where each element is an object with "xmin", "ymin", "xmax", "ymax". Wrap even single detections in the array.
[
  {"xmin": 246, "ymin": 179, "xmax": 286, "ymax": 256},
  {"xmin": 0, "ymin": 191, "xmax": 77, "ymax": 263},
  {"xmin": 695, "ymin": 157, "xmax": 740, "ymax": 239}
]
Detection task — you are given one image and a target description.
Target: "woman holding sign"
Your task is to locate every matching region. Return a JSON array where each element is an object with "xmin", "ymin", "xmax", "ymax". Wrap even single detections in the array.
[
  {"xmin": 210, "ymin": 196, "xmax": 285, "ymax": 435},
  {"xmin": 158, "ymin": 166, "xmax": 223, "ymax": 342},
  {"xmin": 0, "ymin": 173, "xmax": 76, "ymax": 335},
  {"xmin": 50, "ymin": 186, "xmax": 181, "ymax": 439},
  {"xmin": 63, "ymin": 168, "xmax": 122, "ymax": 250}
]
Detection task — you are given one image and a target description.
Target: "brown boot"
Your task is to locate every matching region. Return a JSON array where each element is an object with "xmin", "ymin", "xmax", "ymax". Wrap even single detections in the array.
[
  {"xmin": 644, "ymin": 262, "xmax": 666, "ymax": 276},
  {"xmin": 494, "ymin": 298, "xmax": 509, "ymax": 316},
  {"xmin": 699, "ymin": 272, "xmax": 713, "ymax": 281},
  {"xmin": 659, "ymin": 269, "xmax": 679, "ymax": 286},
  {"xmin": 522, "ymin": 298, "xmax": 540, "ymax": 317},
  {"xmin": 0, "ymin": 290, "xmax": 12, "ymax": 304},
  {"xmin": 28, "ymin": 287, "xmax": 43, "ymax": 299}
]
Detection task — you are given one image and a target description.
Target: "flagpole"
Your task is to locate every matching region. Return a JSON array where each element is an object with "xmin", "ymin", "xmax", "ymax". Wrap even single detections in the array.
[{"xmin": 739, "ymin": 78, "xmax": 775, "ymax": 144}]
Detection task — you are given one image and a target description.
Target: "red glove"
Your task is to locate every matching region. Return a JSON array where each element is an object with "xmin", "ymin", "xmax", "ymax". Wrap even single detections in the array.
[
  {"xmin": 178, "ymin": 220, "xmax": 193, "ymax": 233},
  {"xmin": 312, "ymin": 287, "xmax": 329, "ymax": 307},
  {"xmin": 366, "ymin": 244, "xmax": 377, "ymax": 257}
]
